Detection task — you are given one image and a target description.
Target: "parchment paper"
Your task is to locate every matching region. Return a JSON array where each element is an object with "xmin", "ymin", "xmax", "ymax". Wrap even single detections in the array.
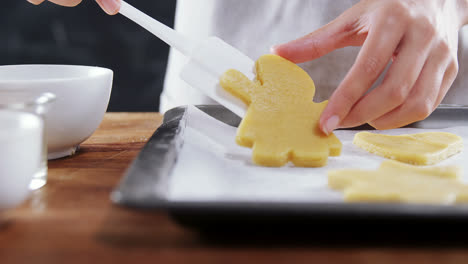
[{"xmin": 167, "ymin": 106, "xmax": 468, "ymax": 203}]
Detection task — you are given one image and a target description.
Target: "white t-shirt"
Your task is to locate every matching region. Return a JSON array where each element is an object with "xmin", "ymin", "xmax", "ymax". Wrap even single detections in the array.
[{"xmin": 160, "ymin": 0, "xmax": 468, "ymax": 112}]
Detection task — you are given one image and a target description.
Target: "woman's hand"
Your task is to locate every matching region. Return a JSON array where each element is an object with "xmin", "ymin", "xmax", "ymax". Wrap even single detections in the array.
[
  {"xmin": 273, "ymin": 0, "xmax": 468, "ymax": 134},
  {"xmin": 27, "ymin": 0, "xmax": 121, "ymax": 15}
]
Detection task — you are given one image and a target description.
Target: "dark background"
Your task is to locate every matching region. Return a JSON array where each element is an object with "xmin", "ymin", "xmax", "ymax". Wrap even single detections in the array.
[{"xmin": 1, "ymin": 0, "xmax": 177, "ymax": 112}]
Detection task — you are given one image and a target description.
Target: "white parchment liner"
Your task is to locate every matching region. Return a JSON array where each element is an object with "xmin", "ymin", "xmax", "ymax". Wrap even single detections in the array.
[{"xmin": 167, "ymin": 106, "xmax": 468, "ymax": 203}]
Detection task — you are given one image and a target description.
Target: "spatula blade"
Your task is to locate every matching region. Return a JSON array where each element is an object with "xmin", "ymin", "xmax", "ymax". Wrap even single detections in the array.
[{"xmin": 180, "ymin": 37, "xmax": 255, "ymax": 118}]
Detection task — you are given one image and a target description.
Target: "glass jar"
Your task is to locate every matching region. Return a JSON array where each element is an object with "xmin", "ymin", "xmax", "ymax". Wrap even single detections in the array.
[{"xmin": 0, "ymin": 92, "xmax": 56, "ymax": 190}]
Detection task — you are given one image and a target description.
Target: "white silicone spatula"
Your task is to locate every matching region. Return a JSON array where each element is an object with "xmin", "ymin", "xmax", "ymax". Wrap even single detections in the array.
[{"xmin": 119, "ymin": 1, "xmax": 254, "ymax": 117}]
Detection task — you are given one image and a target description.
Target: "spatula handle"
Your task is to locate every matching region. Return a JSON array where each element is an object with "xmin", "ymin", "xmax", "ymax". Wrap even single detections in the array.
[{"xmin": 119, "ymin": 1, "xmax": 195, "ymax": 56}]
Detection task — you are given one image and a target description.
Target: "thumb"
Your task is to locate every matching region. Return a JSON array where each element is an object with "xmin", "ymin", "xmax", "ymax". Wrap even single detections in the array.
[{"xmin": 272, "ymin": 10, "xmax": 365, "ymax": 64}]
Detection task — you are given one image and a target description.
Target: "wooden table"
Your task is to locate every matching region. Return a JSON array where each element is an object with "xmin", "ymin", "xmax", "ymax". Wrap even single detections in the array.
[{"xmin": 1, "ymin": 113, "xmax": 468, "ymax": 264}]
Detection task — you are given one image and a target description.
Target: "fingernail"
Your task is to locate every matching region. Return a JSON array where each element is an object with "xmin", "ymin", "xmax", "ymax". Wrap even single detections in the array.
[
  {"xmin": 323, "ymin": 115, "xmax": 340, "ymax": 135},
  {"xmin": 27, "ymin": 0, "xmax": 45, "ymax": 5},
  {"xmin": 101, "ymin": 0, "xmax": 120, "ymax": 15},
  {"xmin": 270, "ymin": 45, "xmax": 279, "ymax": 54}
]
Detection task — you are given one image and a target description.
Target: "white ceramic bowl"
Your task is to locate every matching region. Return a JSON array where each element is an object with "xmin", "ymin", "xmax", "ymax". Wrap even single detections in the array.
[{"xmin": 0, "ymin": 65, "xmax": 113, "ymax": 159}]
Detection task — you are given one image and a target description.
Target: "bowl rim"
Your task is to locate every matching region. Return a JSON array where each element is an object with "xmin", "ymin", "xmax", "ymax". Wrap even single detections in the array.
[{"xmin": 0, "ymin": 64, "xmax": 113, "ymax": 83}]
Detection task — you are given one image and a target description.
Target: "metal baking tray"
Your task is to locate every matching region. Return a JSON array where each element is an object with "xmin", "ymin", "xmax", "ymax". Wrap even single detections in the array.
[{"xmin": 112, "ymin": 105, "xmax": 468, "ymax": 231}]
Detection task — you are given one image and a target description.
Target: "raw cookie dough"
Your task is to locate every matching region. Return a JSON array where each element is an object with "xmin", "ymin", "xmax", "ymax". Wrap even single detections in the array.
[
  {"xmin": 353, "ymin": 131, "xmax": 463, "ymax": 165},
  {"xmin": 220, "ymin": 54, "xmax": 342, "ymax": 167},
  {"xmin": 328, "ymin": 160, "xmax": 467, "ymax": 204}
]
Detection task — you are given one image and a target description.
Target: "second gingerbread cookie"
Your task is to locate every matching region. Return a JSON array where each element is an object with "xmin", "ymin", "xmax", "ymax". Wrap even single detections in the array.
[{"xmin": 220, "ymin": 54, "xmax": 342, "ymax": 167}]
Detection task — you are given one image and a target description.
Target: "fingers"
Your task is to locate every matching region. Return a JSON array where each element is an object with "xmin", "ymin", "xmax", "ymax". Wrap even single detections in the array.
[
  {"xmin": 47, "ymin": 0, "xmax": 82, "ymax": 7},
  {"xmin": 95, "ymin": 0, "xmax": 121, "ymax": 15},
  {"xmin": 27, "ymin": 0, "xmax": 46, "ymax": 5},
  {"xmin": 272, "ymin": 7, "xmax": 367, "ymax": 64},
  {"xmin": 28, "ymin": 0, "xmax": 120, "ymax": 15},
  {"xmin": 28, "ymin": 0, "xmax": 83, "ymax": 8},
  {"xmin": 339, "ymin": 22, "xmax": 434, "ymax": 128},
  {"xmin": 433, "ymin": 59, "xmax": 458, "ymax": 108},
  {"xmin": 319, "ymin": 14, "xmax": 406, "ymax": 134},
  {"xmin": 368, "ymin": 44, "xmax": 453, "ymax": 129}
]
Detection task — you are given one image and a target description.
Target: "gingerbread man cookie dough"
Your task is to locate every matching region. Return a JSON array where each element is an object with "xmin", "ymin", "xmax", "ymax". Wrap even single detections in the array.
[{"xmin": 220, "ymin": 54, "xmax": 342, "ymax": 167}]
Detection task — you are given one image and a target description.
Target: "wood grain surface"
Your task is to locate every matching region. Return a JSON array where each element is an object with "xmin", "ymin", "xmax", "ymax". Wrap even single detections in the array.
[{"xmin": 1, "ymin": 113, "xmax": 468, "ymax": 264}]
